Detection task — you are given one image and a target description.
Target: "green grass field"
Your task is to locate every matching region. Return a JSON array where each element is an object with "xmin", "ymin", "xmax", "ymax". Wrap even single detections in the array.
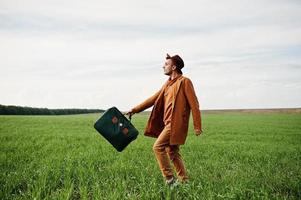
[{"xmin": 1, "ymin": 113, "xmax": 301, "ymax": 199}]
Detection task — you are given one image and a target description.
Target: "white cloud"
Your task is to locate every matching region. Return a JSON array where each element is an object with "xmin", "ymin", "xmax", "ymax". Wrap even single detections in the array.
[{"xmin": 0, "ymin": 0, "xmax": 301, "ymax": 110}]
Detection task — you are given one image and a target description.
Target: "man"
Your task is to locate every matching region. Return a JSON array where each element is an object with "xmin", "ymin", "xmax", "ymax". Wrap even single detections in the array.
[{"xmin": 126, "ymin": 53, "xmax": 203, "ymax": 186}]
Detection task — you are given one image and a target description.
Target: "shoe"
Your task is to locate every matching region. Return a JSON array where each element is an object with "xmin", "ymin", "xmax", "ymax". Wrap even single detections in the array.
[
  {"xmin": 165, "ymin": 177, "xmax": 176, "ymax": 186},
  {"xmin": 165, "ymin": 177, "xmax": 181, "ymax": 189},
  {"xmin": 170, "ymin": 179, "xmax": 180, "ymax": 188}
]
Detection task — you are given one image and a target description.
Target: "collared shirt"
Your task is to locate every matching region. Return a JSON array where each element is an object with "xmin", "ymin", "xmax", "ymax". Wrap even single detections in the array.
[{"xmin": 163, "ymin": 75, "xmax": 182, "ymax": 125}]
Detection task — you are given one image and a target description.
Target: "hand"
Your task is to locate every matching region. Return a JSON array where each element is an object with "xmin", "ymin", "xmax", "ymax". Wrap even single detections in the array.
[
  {"xmin": 124, "ymin": 109, "xmax": 134, "ymax": 117},
  {"xmin": 195, "ymin": 128, "xmax": 203, "ymax": 136}
]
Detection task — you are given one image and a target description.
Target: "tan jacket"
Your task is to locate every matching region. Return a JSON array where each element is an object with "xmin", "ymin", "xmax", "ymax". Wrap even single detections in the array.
[{"xmin": 132, "ymin": 76, "xmax": 202, "ymax": 145}]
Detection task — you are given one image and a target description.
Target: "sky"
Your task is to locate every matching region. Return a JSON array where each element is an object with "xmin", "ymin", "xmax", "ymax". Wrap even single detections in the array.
[{"xmin": 0, "ymin": 0, "xmax": 301, "ymax": 111}]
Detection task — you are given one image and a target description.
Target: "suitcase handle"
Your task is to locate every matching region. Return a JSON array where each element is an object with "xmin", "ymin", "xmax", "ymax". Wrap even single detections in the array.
[{"xmin": 122, "ymin": 112, "xmax": 132, "ymax": 122}]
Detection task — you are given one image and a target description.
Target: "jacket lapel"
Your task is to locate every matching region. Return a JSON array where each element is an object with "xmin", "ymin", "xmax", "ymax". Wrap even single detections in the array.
[{"xmin": 172, "ymin": 76, "xmax": 185, "ymax": 110}]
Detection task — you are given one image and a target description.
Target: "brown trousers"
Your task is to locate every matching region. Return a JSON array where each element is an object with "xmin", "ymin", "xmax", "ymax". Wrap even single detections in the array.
[{"xmin": 152, "ymin": 123, "xmax": 188, "ymax": 181}]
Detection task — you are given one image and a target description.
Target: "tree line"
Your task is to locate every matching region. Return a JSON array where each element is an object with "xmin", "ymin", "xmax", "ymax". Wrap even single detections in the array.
[{"xmin": 0, "ymin": 104, "xmax": 104, "ymax": 115}]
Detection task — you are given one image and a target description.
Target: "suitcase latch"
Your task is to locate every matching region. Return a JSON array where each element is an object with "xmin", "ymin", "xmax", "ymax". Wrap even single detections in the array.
[
  {"xmin": 112, "ymin": 116, "xmax": 118, "ymax": 124},
  {"xmin": 122, "ymin": 128, "xmax": 129, "ymax": 135}
]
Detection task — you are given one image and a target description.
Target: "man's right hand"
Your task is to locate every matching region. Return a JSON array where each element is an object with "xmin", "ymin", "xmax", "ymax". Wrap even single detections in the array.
[{"xmin": 125, "ymin": 109, "xmax": 134, "ymax": 117}]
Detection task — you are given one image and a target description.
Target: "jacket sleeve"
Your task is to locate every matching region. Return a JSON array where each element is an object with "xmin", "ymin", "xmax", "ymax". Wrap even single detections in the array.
[
  {"xmin": 184, "ymin": 78, "xmax": 202, "ymax": 132},
  {"xmin": 132, "ymin": 89, "xmax": 162, "ymax": 113}
]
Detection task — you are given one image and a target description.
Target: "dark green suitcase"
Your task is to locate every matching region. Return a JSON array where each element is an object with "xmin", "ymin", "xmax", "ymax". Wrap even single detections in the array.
[{"xmin": 94, "ymin": 107, "xmax": 139, "ymax": 152}]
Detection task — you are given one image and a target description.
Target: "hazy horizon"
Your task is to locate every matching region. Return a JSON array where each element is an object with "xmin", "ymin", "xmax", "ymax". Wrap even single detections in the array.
[{"xmin": 1, "ymin": 104, "xmax": 300, "ymax": 112}]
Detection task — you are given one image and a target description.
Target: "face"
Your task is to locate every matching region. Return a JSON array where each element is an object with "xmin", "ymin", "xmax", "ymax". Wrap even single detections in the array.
[{"xmin": 163, "ymin": 59, "xmax": 176, "ymax": 75}]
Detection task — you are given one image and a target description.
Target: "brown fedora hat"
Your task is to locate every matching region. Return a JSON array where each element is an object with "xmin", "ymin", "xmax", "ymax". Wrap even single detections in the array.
[{"xmin": 166, "ymin": 53, "xmax": 184, "ymax": 74}]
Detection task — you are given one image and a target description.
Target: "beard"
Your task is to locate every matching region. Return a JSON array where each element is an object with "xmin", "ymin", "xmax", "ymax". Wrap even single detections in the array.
[{"xmin": 164, "ymin": 70, "xmax": 172, "ymax": 76}]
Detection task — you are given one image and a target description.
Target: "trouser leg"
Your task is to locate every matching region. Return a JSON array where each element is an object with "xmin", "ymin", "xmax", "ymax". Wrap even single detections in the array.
[
  {"xmin": 166, "ymin": 145, "xmax": 188, "ymax": 182},
  {"xmin": 152, "ymin": 124, "xmax": 174, "ymax": 180}
]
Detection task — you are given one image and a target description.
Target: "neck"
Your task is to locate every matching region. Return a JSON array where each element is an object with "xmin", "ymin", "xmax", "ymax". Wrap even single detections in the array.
[{"xmin": 170, "ymin": 72, "xmax": 181, "ymax": 80}]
